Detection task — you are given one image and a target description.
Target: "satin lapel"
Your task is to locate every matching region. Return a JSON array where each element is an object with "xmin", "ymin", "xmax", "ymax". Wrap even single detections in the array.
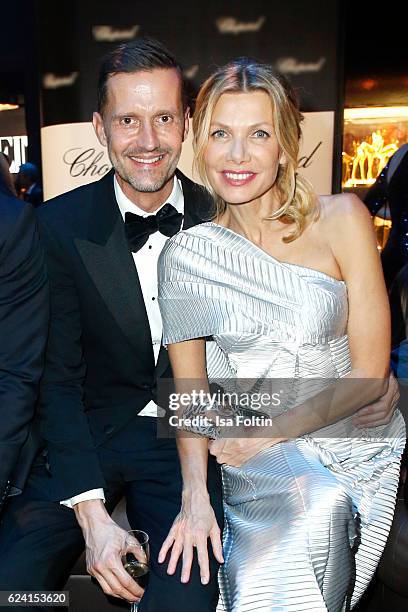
[
  {"xmin": 177, "ymin": 169, "xmax": 214, "ymax": 230},
  {"xmin": 155, "ymin": 344, "xmax": 170, "ymax": 381},
  {"xmin": 75, "ymin": 177, "xmax": 154, "ymax": 360}
]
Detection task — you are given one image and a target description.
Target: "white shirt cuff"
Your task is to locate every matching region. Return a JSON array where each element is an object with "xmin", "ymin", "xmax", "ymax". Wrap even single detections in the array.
[{"xmin": 60, "ymin": 488, "xmax": 105, "ymax": 509}]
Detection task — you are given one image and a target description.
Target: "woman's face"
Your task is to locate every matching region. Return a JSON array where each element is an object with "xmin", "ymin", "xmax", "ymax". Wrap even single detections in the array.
[{"xmin": 204, "ymin": 90, "xmax": 282, "ymax": 206}]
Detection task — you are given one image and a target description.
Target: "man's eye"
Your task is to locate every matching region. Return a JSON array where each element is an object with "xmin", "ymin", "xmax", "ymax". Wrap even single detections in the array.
[
  {"xmin": 211, "ymin": 129, "xmax": 227, "ymax": 138},
  {"xmin": 158, "ymin": 115, "xmax": 173, "ymax": 124},
  {"xmin": 120, "ymin": 117, "xmax": 135, "ymax": 126},
  {"xmin": 253, "ymin": 129, "xmax": 269, "ymax": 138}
]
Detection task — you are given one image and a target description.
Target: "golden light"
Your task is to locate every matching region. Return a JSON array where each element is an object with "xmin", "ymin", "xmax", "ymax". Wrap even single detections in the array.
[
  {"xmin": 344, "ymin": 106, "xmax": 408, "ymax": 120},
  {"xmin": 0, "ymin": 103, "xmax": 19, "ymax": 111},
  {"xmin": 342, "ymin": 106, "xmax": 408, "ymax": 188},
  {"xmin": 361, "ymin": 79, "xmax": 377, "ymax": 91}
]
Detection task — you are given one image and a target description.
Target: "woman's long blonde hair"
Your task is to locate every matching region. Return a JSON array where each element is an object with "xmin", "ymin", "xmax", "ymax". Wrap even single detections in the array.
[{"xmin": 193, "ymin": 58, "xmax": 318, "ymax": 242}]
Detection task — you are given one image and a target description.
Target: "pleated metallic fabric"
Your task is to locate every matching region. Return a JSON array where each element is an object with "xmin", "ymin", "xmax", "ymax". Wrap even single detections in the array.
[{"xmin": 158, "ymin": 222, "xmax": 406, "ymax": 611}]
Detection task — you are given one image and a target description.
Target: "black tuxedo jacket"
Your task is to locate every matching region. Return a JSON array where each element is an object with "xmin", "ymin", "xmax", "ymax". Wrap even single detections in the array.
[
  {"xmin": 0, "ymin": 196, "xmax": 48, "ymax": 510},
  {"xmin": 37, "ymin": 169, "xmax": 213, "ymax": 500}
]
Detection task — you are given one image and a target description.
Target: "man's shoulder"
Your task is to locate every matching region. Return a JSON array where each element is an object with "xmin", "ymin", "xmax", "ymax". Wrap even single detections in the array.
[
  {"xmin": 38, "ymin": 174, "xmax": 110, "ymax": 228},
  {"xmin": 178, "ymin": 172, "xmax": 212, "ymax": 200},
  {"xmin": 176, "ymin": 170, "xmax": 214, "ymax": 222},
  {"xmin": 39, "ymin": 180, "xmax": 95, "ymax": 219}
]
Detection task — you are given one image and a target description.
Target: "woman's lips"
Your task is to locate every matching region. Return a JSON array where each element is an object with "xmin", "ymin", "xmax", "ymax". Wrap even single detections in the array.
[{"xmin": 221, "ymin": 171, "xmax": 257, "ymax": 186}]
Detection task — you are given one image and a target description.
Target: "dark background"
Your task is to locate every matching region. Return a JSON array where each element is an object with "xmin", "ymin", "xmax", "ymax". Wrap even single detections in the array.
[
  {"xmin": 37, "ymin": 0, "xmax": 341, "ymax": 126},
  {"xmin": 0, "ymin": 0, "xmax": 406, "ymax": 179}
]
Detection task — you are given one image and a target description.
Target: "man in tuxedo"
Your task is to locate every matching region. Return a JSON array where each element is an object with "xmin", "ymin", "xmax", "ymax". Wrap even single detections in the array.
[
  {"xmin": 0, "ymin": 184, "xmax": 48, "ymax": 514},
  {"xmin": 0, "ymin": 37, "xmax": 399, "ymax": 612},
  {"xmin": 0, "ymin": 38, "xmax": 222, "ymax": 612}
]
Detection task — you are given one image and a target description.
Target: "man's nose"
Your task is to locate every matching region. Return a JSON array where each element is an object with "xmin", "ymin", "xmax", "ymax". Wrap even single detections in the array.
[
  {"xmin": 227, "ymin": 138, "xmax": 250, "ymax": 164},
  {"xmin": 137, "ymin": 122, "xmax": 160, "ymax": 151}
]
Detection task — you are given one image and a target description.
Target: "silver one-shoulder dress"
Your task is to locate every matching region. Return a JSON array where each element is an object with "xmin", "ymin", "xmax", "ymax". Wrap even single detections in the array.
[{"xmin": 157, "ymin": 222, "xmax": 406, "ymax": 612}]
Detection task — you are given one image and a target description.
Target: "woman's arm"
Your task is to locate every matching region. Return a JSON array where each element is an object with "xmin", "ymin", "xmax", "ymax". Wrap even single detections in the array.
[
  {"xmin": 158, "ymin": 339, "xmax": 223, "ymax": 583},
  {"xmin": 210, "ymin": 194, "xmax": 392, "ymax": 466},
  {"xmin": 287, "ymin": 193, "xmax": 390, "ymax": 424}
]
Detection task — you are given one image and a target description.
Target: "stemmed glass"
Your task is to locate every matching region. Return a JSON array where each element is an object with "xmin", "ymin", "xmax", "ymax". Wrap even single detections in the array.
[{"xmin": 122, "ymin": 530, "xmax": 150, "ymax": 612}]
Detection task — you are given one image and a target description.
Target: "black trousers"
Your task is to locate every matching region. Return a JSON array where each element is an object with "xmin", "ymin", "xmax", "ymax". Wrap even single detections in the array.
[{"xmin": 0, "ymin": 417, "xmax": 223, "ymax": 612}]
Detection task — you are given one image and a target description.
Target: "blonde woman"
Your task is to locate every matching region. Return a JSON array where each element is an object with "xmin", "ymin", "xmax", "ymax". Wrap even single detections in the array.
[{"xmin": 157, "ymin": 58, "xmax": 406, "ymax": 611}]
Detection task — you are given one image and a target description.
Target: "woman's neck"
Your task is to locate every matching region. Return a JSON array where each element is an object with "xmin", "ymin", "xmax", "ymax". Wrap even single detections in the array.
[{"xmin": 219, "ymin": 194, "xmax": 288, "ymax": 243}]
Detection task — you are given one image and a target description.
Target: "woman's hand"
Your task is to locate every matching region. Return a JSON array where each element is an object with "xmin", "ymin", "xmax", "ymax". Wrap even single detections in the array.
[
  {"xmin": 208, "ymin": 431, "xmax": 286, "ymax": 467},
  {"xmin": 158, "ymin": 489, "xmax": 224, "ymax": 584}
]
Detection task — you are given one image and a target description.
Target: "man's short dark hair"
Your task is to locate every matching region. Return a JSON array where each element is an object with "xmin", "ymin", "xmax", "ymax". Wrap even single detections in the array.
[
  {"xmin": 19, "ymin": 162, "xmax": 39, "ymax": 181},
  {"xmin": 97, "ymin": 37, "xmax": 187, "ymax": 113}
]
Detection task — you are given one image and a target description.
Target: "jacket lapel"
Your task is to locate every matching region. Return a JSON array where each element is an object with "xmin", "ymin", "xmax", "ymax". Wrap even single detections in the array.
[
  {"xmin": 154, "ymin": 171, "xmax": 214, "ymax": 380},
  {"xmin": 177, "ymin": 169, "xmax": 214, "ymax": 230},
  {"xmin": 74, "ymin": 169, "xmax": 213, "ymax": 379},
  {"xmin": 74, "ymin": 171, "xmax": 154, "ymax": 362}
]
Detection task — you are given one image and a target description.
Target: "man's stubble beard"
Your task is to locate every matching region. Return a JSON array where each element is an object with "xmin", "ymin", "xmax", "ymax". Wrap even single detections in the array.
[{"xmin": 111, "ymin": 149, "xmax": 181, "ymax": 194}]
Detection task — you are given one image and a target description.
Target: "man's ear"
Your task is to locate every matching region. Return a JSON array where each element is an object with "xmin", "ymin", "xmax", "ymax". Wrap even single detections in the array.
[
  {"xmin": 93, "ymin": 112, "xmax": 107, "ymax": 147},
  {"xmin": 182, "ymin": 106, "xmax": 190, "ymax": 143}
]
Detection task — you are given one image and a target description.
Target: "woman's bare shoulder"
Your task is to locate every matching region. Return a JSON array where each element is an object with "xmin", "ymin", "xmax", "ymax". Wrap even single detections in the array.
[
  {"xmin": 316, "ymin": 193, "xmax": 372, "ymax": 233},
  {"xmin": 313, "ymin": 193, "xmax": 379, "ymax": 275}
]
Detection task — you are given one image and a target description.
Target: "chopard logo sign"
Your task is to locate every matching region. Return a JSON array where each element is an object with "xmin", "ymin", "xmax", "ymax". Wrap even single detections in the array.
[
  {"xmin": 298, "ymin": 142, "xmax": 323, "ymax": 168},
  {"xmin": 63, "ymin": 148, "xmax": 111, "ymax": 178},
  {"xmin": 92, "ymin": 25, "xmax": 140, "ymax": 42},
  {"xmin": 43, "ymin": 72, "xmax": 79, "ymax": 89},
  {"xmin": 60, "ymin": 143, "xmax": 323, "ymax": 177},
  {"xmin": 276, "ymin": 57, "xmax": 326, "ymax": 75},
  {"xmin": 216, "ymin": 16, "xmax": 266, "ymax": 34}
]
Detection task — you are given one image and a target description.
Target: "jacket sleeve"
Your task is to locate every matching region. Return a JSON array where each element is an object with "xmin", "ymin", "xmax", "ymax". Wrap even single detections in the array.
[
  {"xmin": 0, "ymin": 203, "xmax": 48, "ymax": 488},
  {"xmin": 36, "ymin": 216, "xmax": 106, "ymax": 500}
]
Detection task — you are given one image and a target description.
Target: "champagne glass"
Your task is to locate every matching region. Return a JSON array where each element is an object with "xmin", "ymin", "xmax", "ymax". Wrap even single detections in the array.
[{"xmin": 122, "ymin": 530, "xmax": 150, "ymax": 612}]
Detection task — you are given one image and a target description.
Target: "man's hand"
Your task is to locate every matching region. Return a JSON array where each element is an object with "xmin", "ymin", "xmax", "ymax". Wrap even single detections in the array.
[
  {"xmin": 208, "ymin": 432, "xmax": 285, "ymax": 468},
  {"xmin": 353, "ymin": 372, "xmax": 400, "ymax": 428},
  {"xmin": 158, "ymin": 489, "xmax": 223, "ymax": 584},
  {"xmin": 74, "ymin": 500, "xmax": 144, "ymax": 603}
]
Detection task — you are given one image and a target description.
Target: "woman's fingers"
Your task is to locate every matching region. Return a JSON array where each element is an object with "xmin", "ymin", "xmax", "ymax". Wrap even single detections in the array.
[
  {"xmin": 210, "ymin": 526, "xmax": 224, "ymax": 564},
  {"xmin": 196, "ymin": 534, "xmax": 210, "ymax": 584},
  {"xmin": 158, "ymin": 529, "xmax": 176, "ymax": 563},
  {"xmin": 167, "ymin": 538, "xmax": 184, "ymax": 575},
  {"xmin": 158, "ymin": 512, "xmax": 224, "ymax": 585},
  {"xmin": 181, "ymin": 535, "xmax": 194, "ymax": 583}
]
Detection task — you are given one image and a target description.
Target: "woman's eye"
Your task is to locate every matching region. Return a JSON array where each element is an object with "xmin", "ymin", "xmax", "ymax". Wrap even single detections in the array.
[
  {"xmin": 211, "ymin": 129, "xmax": 227, "ymax": 138},
  {"xmin": 253, "ymin": 129, "xmax": 269, "ymax": 138}
]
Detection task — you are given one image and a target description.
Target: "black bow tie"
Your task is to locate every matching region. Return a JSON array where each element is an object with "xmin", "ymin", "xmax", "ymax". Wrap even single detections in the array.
[{"xmin": 124, "ymin": 203, "xmax": 184, "ymax": 252}]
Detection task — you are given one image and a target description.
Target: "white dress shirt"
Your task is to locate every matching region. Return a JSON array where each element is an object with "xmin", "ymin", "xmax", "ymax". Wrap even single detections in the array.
[{"xmin": 61, "ymin": 175, "xmax": 185, "ymax": 508}]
